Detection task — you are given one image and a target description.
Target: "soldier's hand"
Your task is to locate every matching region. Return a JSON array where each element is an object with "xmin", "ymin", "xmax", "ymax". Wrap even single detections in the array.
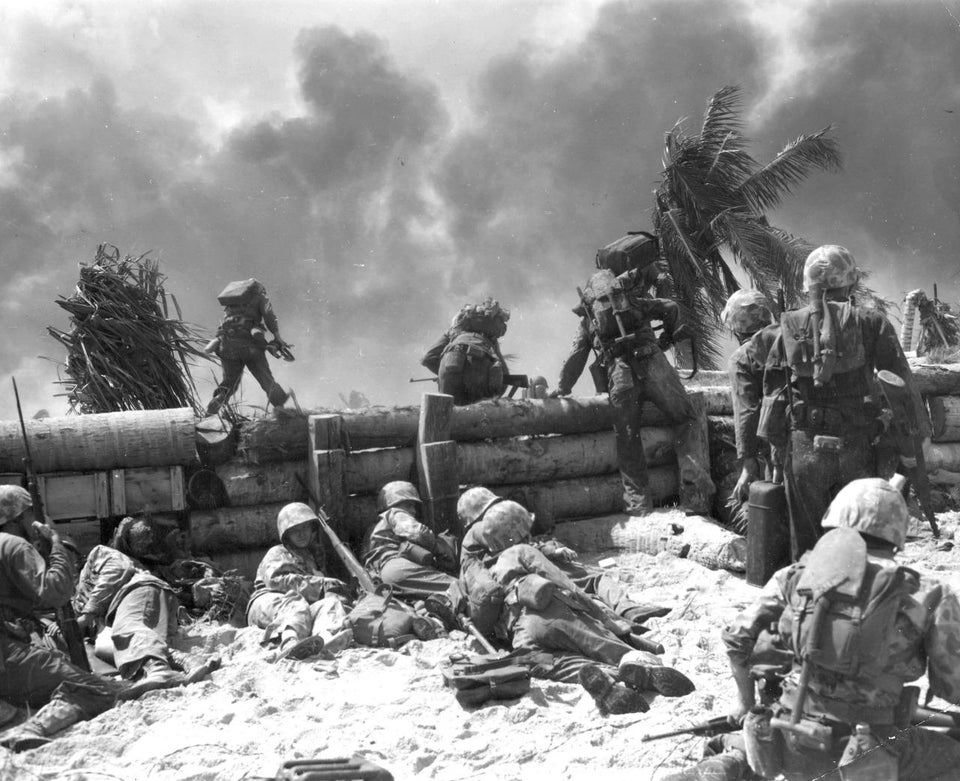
[
  {"xmin": 727, "ymin": 703, "xmax": 749, "ymax": 727},
  {"xmin": 32, "ymin": 520, "xmax": 60, "ymax": 545},
  {"xmin": 733, "ymin": 458, "xmax": 760, "ymax": 502},
  {"xmin": 548, "ymin": 389, "xmax": 568, "ymax": 399}
]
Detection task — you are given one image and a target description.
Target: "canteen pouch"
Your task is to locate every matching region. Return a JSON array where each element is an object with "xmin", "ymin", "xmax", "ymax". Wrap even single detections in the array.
[
  {"xmin": 758, "ymin": 390, "xmax": 789, "ymax": 441},
  {"xmin": 515, "ymin": 574, "xmax": 556, "ymax": 611}
]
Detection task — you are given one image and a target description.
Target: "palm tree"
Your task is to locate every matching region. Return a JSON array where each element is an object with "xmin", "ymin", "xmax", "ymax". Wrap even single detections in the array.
[{"xmin": 652, "ymin": 85, "xmax": 842, "ymax": 369}]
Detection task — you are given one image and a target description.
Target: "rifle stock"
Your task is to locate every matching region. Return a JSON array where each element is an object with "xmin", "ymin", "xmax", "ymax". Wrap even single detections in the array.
[{"xmin": 12, "ymin": 378, "xmax": 91, "ymax": 672}]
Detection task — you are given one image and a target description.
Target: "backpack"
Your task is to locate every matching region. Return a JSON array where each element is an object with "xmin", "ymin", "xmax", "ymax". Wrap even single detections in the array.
[
  {"xmin": 346, "ymin": 586, "xmax": 437, "ymax": 648},
  {"xmin": 596, "ymin": 231, "xmax": 659, "ymax": 276},
  {"xmin": 782, "ymin": 530, "xmax": 911, "ymax": 684},
  {"xmin": 440, "ymin": 652, "xmax": 531, "ymax": 706},
  {"xmin": 780, "ymin": 301, "xmax": 866, "ymax": 383}
]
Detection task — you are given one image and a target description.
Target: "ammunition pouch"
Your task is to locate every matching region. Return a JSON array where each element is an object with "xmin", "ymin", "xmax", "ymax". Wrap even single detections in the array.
[
  {"xmin": 588, "ymin": 360, "xmax": 609, "ymax": 394},
  {"xmin": 514, "ymin": 574, "xmax": 556, "ymax": 611},
  {"xmin": 757, "ymin": 390, "xmax": 789, "ymax": 441},
  {"xmin": 398, "ymin": 542, "xmax": 436, "ymax": 568}
]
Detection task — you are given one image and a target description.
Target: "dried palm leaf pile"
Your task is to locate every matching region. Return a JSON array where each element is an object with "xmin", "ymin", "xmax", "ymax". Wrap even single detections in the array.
[{"xmin": 48, "ymin": 244, "xmax": 207, "ymax": 414}]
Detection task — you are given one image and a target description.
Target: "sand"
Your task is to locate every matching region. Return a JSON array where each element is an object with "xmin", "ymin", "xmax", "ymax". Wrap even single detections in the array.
[{"xmin": 3, "ymin": 510, "xmax": 957, "ymax": 781}]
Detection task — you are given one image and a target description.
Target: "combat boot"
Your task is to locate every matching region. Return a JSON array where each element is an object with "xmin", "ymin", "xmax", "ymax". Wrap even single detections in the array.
[
  {"xmin": 0, "ymin": 700, "xmax": 80, "ymax": 752},
  {"xmin": 166, "ymin": 649, "xmax": 222, "ymax": 683},
  {"xmin": 578, "ymin": 664, "xmax": 650, "ymax": 715},
  {"xmin": 618, "ymin": 657, "xmax": 696, "ymax": 697}
]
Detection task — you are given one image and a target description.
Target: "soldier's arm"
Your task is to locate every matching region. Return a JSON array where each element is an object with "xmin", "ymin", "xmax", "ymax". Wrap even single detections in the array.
[
  {"xmin": 259, "ymin": 295, "xmax": 282, "ymax": 340},
  {"xmin": 260, "ymin": 549, "xmax": 326, "ymax": 601},
  {"xmin": 386, "ymin": 508, "xmax": 439, "ymax": 550},
  {"xmin": 921, "ymin": 582, "xmax": 960, "ymax": 705},
  {"xmin": 8, "ymin": 535, "xmax": 75, "ymax": 609},
  {"xmin": 75, "ymin": 547, "xmax": 135, "ymax": 620},
  {"xmin": 556, "ymin": 320, "xmax": 591, "ymax": 395},
  {"xmin": 421, "ymin": 333, "xmax": 451, "ymax": 375},
  {"xmin": 730, "ymin": 345, "xmax": 763, "ymax": 461},
  {"xmin": 722, "ymin": 570, "xmax": 789, "ymax": 712},
  {"xmin": 871, "ymin": 314, "xmax": 932, "ymax": 438}
]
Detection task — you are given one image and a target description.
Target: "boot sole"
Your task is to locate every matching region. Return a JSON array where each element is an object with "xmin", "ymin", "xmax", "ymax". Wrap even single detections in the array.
[{"xmin": 620, "ymin": 663, "xmax": 696, "ymax": 697}]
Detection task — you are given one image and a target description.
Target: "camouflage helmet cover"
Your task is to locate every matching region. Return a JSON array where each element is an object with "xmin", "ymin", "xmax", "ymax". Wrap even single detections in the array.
[
  {"xmin": 803, "ymin": 245, "xmax": 860, "ymax": 292},
  {"xmin": 0, "ymin": 485, "xmax": 31, "ymax": 526},
  {"xmin": 820, "ymin": 477, "xmax": 908, "ymax": 549},
  {"xmin": 451, "ymin": 297, "xmax": 510, "ymax": 338},
  {"xmin": 277, "ymin": 502, "xmax": 320, "ymax": 542},
  {"xmin": 721, "ymin": 290, "xmax": 774, "ymax": 335},
  {"xmin": 479, "ymin": 500, "xmax": 534, "ymax": 554},
  {"xmin": 377, "ymin": 481, "xmax": 422, "ymax": 513},
  {"xmin": 457, "ymin": 486, "xmax": 504, "ymax": 530}
]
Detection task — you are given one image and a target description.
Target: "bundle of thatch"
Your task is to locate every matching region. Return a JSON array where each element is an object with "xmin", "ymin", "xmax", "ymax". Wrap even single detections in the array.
[{"xmin": 48, "ymin": 244, "xmax": 207, "ymax": 414}]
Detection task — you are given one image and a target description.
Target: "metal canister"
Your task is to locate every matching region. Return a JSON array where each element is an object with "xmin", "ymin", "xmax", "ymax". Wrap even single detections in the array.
[{"xmin": 746, "ymin": 481, "xmax": 790, "ymax": 586}]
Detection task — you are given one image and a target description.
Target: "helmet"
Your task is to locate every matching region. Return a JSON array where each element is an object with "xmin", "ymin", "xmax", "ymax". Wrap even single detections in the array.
[
  {"xmin": 0, "ymin": 486, "xmax": 31, "ymax": 527},
  {"xmin": 377, "ymin": 481, "xmax": 422, "ymax": 513},
  {"xmin": 479, "ymin": 500, "xmax": 534, "ymax": 554},
  {"xmin": 821, "ymin": 478, "xmax": 908, "ymax": 549},
  {"xmin": 457, "ymin": 487, "xmax": 503, "ymax": 530},
  {"xmin": 451, "ymin": 298, "xmax": 510, "ymax": 338},
  {"xmin": 803, "ymin": 245, "xmax": 860, "ymax": 292},
  {"xmin": 720, "ymin": 290, "xmax": 773, "ymax": 335},
  {"xmin": 277, "ymin": 502, "xmax": 320, "ymax": 542},
  {"xmin": 113, "ymin": 516, "xmax": 182, "ymax": 561}
]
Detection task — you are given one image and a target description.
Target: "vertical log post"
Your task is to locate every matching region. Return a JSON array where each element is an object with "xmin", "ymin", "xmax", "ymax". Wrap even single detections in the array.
[
  {"xmin": 309, "ymin": 414, "xmax": 346, "ymax": 529},
  {"xmin": 417, "ymin": 393, "xmax": 459, "ymax": 533}
]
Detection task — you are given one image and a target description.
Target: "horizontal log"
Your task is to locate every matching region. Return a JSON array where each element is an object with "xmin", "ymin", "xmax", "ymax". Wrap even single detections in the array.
[
  {"xmin": 213, "ymin": 460, "xmax": 309, "ymax": 507},
  {"xmin": 926, "ymin": 442, "xmax": 960, "ymax": 473},
  {"xmin": 929, "ymin": 469, "xmax": 960, "ymax": 487},
  {"xmin": 189, "ymin": 502, "xmax": 284, "ymax": 552},
  {"xmin": 236, "ymin": 391, "xmax": 726, "ymax": 463},
  {"xmin": 204, "ymin": 547, "xmax": 271, "ymax": 581},
  {"xmin": 908, "ymin": 361, "xmax": 960, "ymax": 397},
  {"xmin": 0, "ymin": 408, "xmax": 197, "ymax": 472},
  {"xmin": 928, "ymin": 396, "xmax": 960, "ymax": 442},
  {"xmin": 344, "ymin": 429, "xmax": 676, "ymax": 494}
]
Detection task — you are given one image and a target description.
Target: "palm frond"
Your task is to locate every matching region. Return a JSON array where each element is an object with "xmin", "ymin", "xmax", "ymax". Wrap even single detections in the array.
[{"xmin": 738, "ymin": 128, "xmax": 843, "ymax": 213}]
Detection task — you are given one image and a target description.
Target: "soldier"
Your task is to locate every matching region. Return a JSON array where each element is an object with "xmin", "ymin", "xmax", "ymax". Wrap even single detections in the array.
[
  {"xmin": 421, "ymin": 298, "xmax": 511, "ymax": 406},
  {"xmin": 760, "ymin": 245, "xmax": 923, "ymax": 559},
  {"xmin": 362, "ymin": 481, "xmax": 464, "ymax": 629},
  {"xmin": 552, "ymin": 268, "xmax": 714, "ymax": 514},
  {"xmin": 246, "ymin": 503, "xmax": 353, "ymax": 662},
  {"xmin": 204, "ymin": 278, "xmax": 292, "ymax": 415},
  {"xmin": 721, "ymin": 290, "xmax": 781, "ymax": 502},
  {"xmin": 0, "ymin": 487, "xmax": 125, "ymax": 751},
  {"xmin": 461, "ymin": 498, "xmax": 695, "ymax": 715},
  {"xmin": 667, "ymin": 478, "xmax": 960, "ymax": 780},
  {"xmin": 457, "ymin": 486, "xmax": 669, "ymax": 638},
  {"xmin": 73, "ymin": 517, "xmax": 220, "ymax": 686}
]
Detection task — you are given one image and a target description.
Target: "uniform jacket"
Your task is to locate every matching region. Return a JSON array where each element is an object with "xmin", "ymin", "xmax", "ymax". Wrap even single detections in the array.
[
  {"xmin": 729, "ymin": 323, "xmax": 779, "ymax": 460},
  {"xmin": 0, "ymin": 532, "xmax": 74, "ymax": 618},
  {"xmin": 557, "ymin": 269, "xmax": 679, "ymax": 395},
  {"xmin": 254, "ymin": 543, "xmax": 339, "ymax": 604},
  {"xmin": 363, "ymin": 508, "xmax": 456, "ymax": 574},
  {"xmin": 722, "ymin": 549, "xmax": 960, "ymax": 719},
  {"xmin": 73, "ymin": 545, "xmax": 174, "ymax": 626}
]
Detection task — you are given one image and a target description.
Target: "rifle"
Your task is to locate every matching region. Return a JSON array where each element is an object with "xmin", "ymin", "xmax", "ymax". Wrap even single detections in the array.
[
  {"xmin": 293, "ymin": 473, "xmax": 498, "ymax": 652},
  {"xmin": 876, "ymin": 369, "xmax": 940, "ymax": 537},
  {"xmin": 641, "ymin": 715, "xmax": 736, "ymax": 742},
  {"xmin": 409, "ymin": 377, "xmax": 439, "ymax": 383},
  {"xmin": 12, "ymin": 378, "xmax": 91, "ymax": 672},
  {"xmin": 661, "ymin": 322, "xmax": 697, "ymax": 381},
  {"xmin": 266, "ymin": 339, "xmax": 295, "ymax": 362}
]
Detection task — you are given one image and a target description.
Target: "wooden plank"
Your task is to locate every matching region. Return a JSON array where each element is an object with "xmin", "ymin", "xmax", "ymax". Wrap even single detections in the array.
[
  {"xmin": 36, "ymin": 473, "xmax": 108, "ymax": 521},
  {"xmin": 110, "ymin": 470, "xmax": 126, "ymax": 516},
  {"xmin": 112, "ymin": 466, "xmax": 186, "ymax": 515},
  {"xmin": 418, "ymin": 393, "xmax": 453, "ymax": 444},
  {"xmin": 928, "ymin": 395, "xmax": 960, "ymax": 442},
  {"xmin": 55, "ymin": 518, "xmax": 103, "ymax": 555},
  {"xmin": 418, "ymin": 440, "xmax": 459, "ymax": 533}
]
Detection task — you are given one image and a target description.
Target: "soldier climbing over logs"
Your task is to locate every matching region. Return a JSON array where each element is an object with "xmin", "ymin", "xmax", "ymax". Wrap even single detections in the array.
[{"xmin": 204, "ymin": 278, "xmax": 294, "ymax": 415}]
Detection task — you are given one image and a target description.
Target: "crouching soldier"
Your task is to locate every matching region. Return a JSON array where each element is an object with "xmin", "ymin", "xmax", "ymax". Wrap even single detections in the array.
[
  {"xmin": 0, "ymin": 487, "xmax": 119, "ymax": 751},
  {"xmin": 73, "ymin": 516, "xmax": 220, "ymax": 687},
  {"xmin": 246, "ymin": 503, "xmax": 353, "ymax": 662},
  {"xmin": 421, "ymin": 298, "xmax": 512, "ymax": 406},
  {"xmin": 668, "ymin": 478, "xmax": 960, "ymax": 780},
  {"xmin": 463, "ymin": 497, "xmax": 695, "ymax": 715},
  {"xmin": 362, "ymin": 481, "xmax": 465, "ymax": 629}
]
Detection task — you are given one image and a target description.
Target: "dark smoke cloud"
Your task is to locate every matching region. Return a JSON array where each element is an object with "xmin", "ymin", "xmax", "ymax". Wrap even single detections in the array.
[{"xmin": 2, "ymin": 1, "xmax": 958, "ymax": 417}]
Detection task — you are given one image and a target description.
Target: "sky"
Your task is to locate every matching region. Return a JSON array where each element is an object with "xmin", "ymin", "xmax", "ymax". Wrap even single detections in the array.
[{"xmin": 2, "ymin": 0, "xmax": 960, "ymax": 420}]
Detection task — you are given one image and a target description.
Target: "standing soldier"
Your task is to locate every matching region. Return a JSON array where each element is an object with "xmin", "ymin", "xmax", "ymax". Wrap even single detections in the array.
[
  {"xmin": 721, "ymin": 290, "xmax": 781, "ymax": 503},
  {"xmin": 204, "ymin": 278, "xmax": 292, "ymax": 415},
  {"xmin": 421, "ymin": 298, "xmax": 511, "ymax": 406},
  {"xmin": 552, "ymin": 268, "xmax": 714, "ymax": 515},
  {"xmin": 760, "ymin": 245, "xmax": 923, "ymax": 559}
]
